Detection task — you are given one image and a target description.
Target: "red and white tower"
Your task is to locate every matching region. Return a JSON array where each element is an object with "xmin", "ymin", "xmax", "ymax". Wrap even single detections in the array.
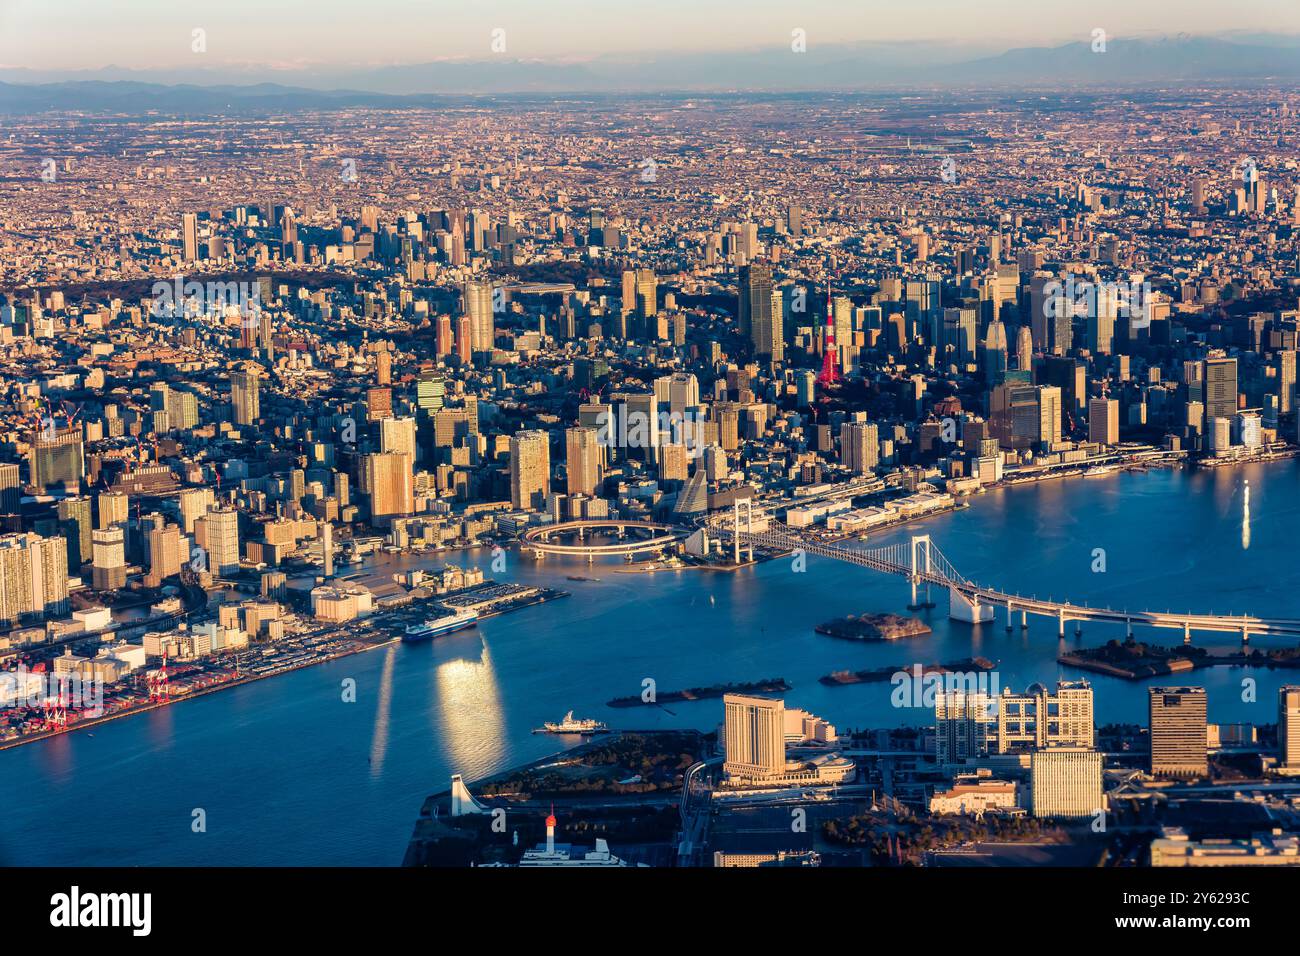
[
  {"xmin": 545, "ymin": 805, "xmax": 557, "ymax": 856},
  {"xmin": 817, "ymin": 279, "xmax": 841, "ymax": 387}
]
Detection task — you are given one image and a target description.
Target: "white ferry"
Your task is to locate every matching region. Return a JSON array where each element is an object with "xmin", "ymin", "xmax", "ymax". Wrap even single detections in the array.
[
  {"xmin": 402, "ymin": 608, "xmax": 479, "ymax": 642},
  {"xmin": 1083, "ymin": 465, "xmax": 1114, "ymax": 477},
  {"xmin": 533, "ymin": 711, "xmax": 609, "ymax": 735}
]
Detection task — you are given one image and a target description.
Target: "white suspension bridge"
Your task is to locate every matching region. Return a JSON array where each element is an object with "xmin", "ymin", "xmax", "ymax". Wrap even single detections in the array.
[{"xmin": 711, "ymin": 500, "xmax": 1300, "ymax": 643}]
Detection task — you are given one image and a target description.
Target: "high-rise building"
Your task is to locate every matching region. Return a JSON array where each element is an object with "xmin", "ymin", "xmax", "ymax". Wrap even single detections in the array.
[
  {"xmin": 722, "ymin": 694, "xmax": 786, "ymax": 781},
  {"xmin": 1149, "ymin": 686, "xmax": 1208, "ymax": 777},
  {"xmin": 29, "ymin": 426, "xmax": 84, "ymax": 491},
  {"xmin": 565, "ymin": 427, "xmax": 601, "ymax": 497},
  {"xmin": 739, "ymin": 264, "xmax": 781, "ymax": 361},
  {"xmin": 97, "ymin": 491, "xmax": 130, "ymax": 530},
  {"xmin": 1030, "ymin": 747, "xmax": 1104, "ymax": 819},
  {"xmin": 839, "ymin": 421, "xmax": 879, "ymax": 474},
  {"xmin": 1280, "ymin": 686, "xmax": 1300, "ymax": 773},
  {"xmin": 196, "ymin": 508, "xmax": 240, "ymax": 577},
  {"xmin": 463, "ymin": 280, "xmax": 496, "ymax": 354},
  {"xmin": 0, "ymin": 532, "xmax": 69, "ymax": 623},
  {"xmin": 510, "ymin": 430, "xmax": 551, "ymax": 511},
  {"xmin": 91, "ymin": 526, "xmax": 127, "ymax": 590},
  {"xmin": 935, "ymin": 692, "xmax": 994, "ymax": 766},
  {"xmin": 1088, "ymin": 397, "xmax": 1119, "ymax": 445},
  {"xmin": 993, "ymin": 681, "xmax": 1095, "ymax": 753},
  {"xmin": 231, "ymin": 367, "xmax": 261, "ymax": 426},
  {"xmin": 56, "ymin": 496, "xmax": 93, "ymax": 570},
  {"xmin": 181, "ymin": 212, "xmax": 198, "ymax": 262},
  {"xmin": 0, "ymin": 462, "xmax": 19, "ymax": 513},
  {"xmin": 1204, "ymin": 356, "xmax": 1238, "ymax": 424},
  {"xmin": 177, "ymin": 487, "xmax": 215, "ymax": 534},
  {"xmin": 361, "ymin": 452, "xmax": 414, "ymax": 527}
]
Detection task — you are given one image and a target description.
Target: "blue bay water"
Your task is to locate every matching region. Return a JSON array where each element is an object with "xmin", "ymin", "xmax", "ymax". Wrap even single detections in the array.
[{"xmin": 1, "ymin": 461, "xmax": 1297, "ymax": 865}]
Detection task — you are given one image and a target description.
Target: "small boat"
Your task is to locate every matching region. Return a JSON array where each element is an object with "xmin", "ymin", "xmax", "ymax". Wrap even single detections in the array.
[
  {"xmin": 533, "ymin": 711, "xmax": 608, "ymax": 735},
  {"xmin": 1083, "ymin": 465, "xmax": 1112, "ymax": 477},
  {"xmin": 566, "ymin": 575, "xmax": 601, "ymax": 582}
]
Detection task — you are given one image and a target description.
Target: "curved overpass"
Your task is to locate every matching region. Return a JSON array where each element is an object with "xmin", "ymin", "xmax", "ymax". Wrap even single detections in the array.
[{"xmin": 520, "ymin": 520, "xmax": 688, "ymax": 557}]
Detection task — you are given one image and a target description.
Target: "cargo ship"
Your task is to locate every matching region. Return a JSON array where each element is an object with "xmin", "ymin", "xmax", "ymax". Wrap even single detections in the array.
[
  {"xmin": 533, "ymin": 711, "xmax": 608, "ymax": 735},
  {"xmin": 402, "ymin": 608, "xmax": 479, "ymax": 641}
]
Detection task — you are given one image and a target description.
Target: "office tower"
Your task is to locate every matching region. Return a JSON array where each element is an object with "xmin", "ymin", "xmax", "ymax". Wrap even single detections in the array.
[
  {"xmin": 177, "ymin": 487, "xmax": 216, "ymax": 534},
  {"xmin": 565, "ymin": 427, "xmax": 601, "ymax": 496},
  {"xmin": 981, "ymin": 320, "xmax": 1008, "ymax": 379},
  {"xmin": 0, "ymin": 462, "xmax": 19, "ymax": 513},
  {"xmin": 463, "ymin": 280, "xmax": 495, "ymax": 353},
  {"xmin": 96, "ymin": 491, "xmax": 129, "ymax": 530},
  {"xmin": 29, "ymin": 426, "xmax": 84, "ymax": 491},
  {"xmin": 1030, "ymin": 747, "xmax": 1104, "ymax": 819},
  {"xmin": 0, "ymin": 532, "xmax": 69, "ymax": 623},
  {"xmin": 1087, "ymin": 300, "xmax": 1115, "ymax": 355},
  {"xmin": 147, "ymin": 523, "xmax": 182, "ymax": 582},
  {"xmin": 366, "ymin": 387, "xmax": 393, "ymax": 422},
  {"xmin": 231, "ymin": 367, "xmax": 261, "ymax": 426},
  {"xmin": 839, "ymin": 421, "xmax": 879, "ymax": 474},
  {"xmin": 56, "ymin": 496, "xmax": 93, "ymax": 570},
  {"xmin": 91, "ymin": 526, "xmax": 127, "ymax": 591},
  {"xmin": 1278, "ymin": 350, "xmax": 1296, "ymax": 416},
  {"xmin": 435, "ymin": 314, "xmax": 454, "ymax": 357},
  {"xmin": 455, "ymin": 315, "xmax": 473, "ymax": 363},
  {"xmin": 1149, "ymin": 686, "xmax": 1208, "ymax": 777},
  {"xmin": 1204, "ymin": 356, "xmax": 1238, "ymax": 423},
  {"xmin": 376, "ymin": 348, "xmax": 392, "ymax": 386},
  {"xmin": 739, "ymin": 264, "xmax": 781, "ymax": 361},
  {"xmin": 1015, "ymin": 325, "xmax": 1033, "ymax": 372},
  {"xmin": 993, "ymin": 681, "xmax": 1095, "ymax": 753},
  {"xmin": 1280, "ymin": 687, "xmax": 1300, "ymax": 772},
  {"xmin": 379, "ymin": 417, "xmax": 417, "ymax": 460},
  {"xmin": 196, "ymin": 508, "xmax": 240, "ymax": 576},
  {"xmin": 417, "ymin": 371, "xmax": 446, "ymax": 413},
  {"xmin": 509, "ymin": 430, "xmax": 551, "ymax": 511},
  {"xmin": 935, "ymin": 691, "xmax": 994, "ymax": 766},
  {"xmin": 361, "ymin": 452, "xmax": 414, "ymax": 527},
  {"xmin": 658, "ymin": 443, "xmax": 689, "ymax": 483},
  {"xmin": 722, "ymin": 694, "xmax": 785, "ymax": 781},
  {"xmin": 786, "ymin": 204, "xmax": 803, "ymax": 236},
  {"xmin": 181, "ymin": 213, "xmax": 198, "ymax": 262},
  {"xmin": 1088, "ymin": 397, "xmax": 1119, "ymax": 445},
  {"xmin": 1028, "ymin": 275, "xmax": 1054, "ymax": 352},
  {"xmin": 321, "ymin": 521, "xmax": 334, "ymax": 579},
  {"xmin": 1038, "ymin": 386, "xmax": 1063, "ymax": 448}
]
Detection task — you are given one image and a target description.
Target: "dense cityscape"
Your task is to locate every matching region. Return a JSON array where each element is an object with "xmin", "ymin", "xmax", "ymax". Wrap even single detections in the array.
[{"xmin": 2, "ymin": 13, "xmax": 1300, "ymax": 935}]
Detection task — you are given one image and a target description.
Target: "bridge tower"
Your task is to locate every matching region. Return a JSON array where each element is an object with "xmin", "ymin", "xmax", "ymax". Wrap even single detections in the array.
[
  {"xmin": 732, "ymin": 499, "xmax": 754, "ymax": 565},
  {"xmin": 907, "ymin": 536, "xmax": 935, "ymax": 610}
]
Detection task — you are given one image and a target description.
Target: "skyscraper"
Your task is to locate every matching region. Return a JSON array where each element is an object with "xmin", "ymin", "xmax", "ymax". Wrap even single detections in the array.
[
  {"xmin": 739, "ymin": 263, "xmax": 781, "ymax": 361},
  {"xmin": 1149, "ymin": 686, "xmax": 1208, "ymax": 777},
  {"xmin": 463, "ymin": 280, "xmax": 496, "ymax": 354},
  {"xmin": 1280, "ymin": 686, "xmax": 1300, "ymax": 773},
  {"xmin": 722, "ymin": 694, "xmax": 785, "ymax": 782},
  {"xmin": 361, "ymin": 452, "xmax": 414, "ymax": 527},
  {"xmin": 29, "ymin": 426, "xmax": 84, "ymax": 491},
  {"xmin": 196, "ymin": 508, "xmax": 240, "ymax": 577},
  {"xmin": 839, "ymin": 421, "xmax": 879, "ymax": 474},
  {"xmin": 1204, "ymin": 356, "xmax": 1238, "ymax": 423},
  {"xmin": 510, "ymin": 430, "xmax": 551, "ymax": 511},
  {"xmin": 565, "ymin": 427, "xmax": 601, "ymax": 497},
  {"xmin": 231, "ymin": 366, "xmax": 261, "ymax": 426},
  {"xmin": 91, "ymin": 526, "xmax": 127, "ymax": 591},
  {"xmin": 181, "ymin": 212, "xmax": 198, "ymax": 262},
  {"xmin": 1088, "ymin": 397, "xmax": 1119, "ymax": 445}
]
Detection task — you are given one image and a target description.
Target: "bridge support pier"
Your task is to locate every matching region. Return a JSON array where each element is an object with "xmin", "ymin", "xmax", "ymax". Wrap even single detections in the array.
[
  {"xmin": 1242, "ymin": 627, "xmax": 1250, "ymax": 646},
  {"xmin": 1058, "ymin": 608, "xmax": 1065, "ymax": 637},
  {"xmin": 1183, "ymin": 622, "xmax": 1191, "ymax": 646},
  {"xmin": 1020, "ymin": 609, "xmax": 1028, "ymax": 630},
  {"xmin": 1005, "ymin": 601, "xmax": 1013, "ymax": 632},
  {"xmin": 1075, "ymin": 621, "xmax": 1082, "ymax": 637},
  {"xmin": 1126, "ymin": 617, "xmax": 1133, "ymax": 639},
  {"xmin": 949, "ymin": 586, "xmax": 993, "ymax": 624}
]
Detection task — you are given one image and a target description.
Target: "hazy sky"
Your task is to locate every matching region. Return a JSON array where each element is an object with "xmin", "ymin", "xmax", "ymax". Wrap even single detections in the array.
[{"xmin": 1, "ymin": 0, "xmax": 1296, "ymax": 70}]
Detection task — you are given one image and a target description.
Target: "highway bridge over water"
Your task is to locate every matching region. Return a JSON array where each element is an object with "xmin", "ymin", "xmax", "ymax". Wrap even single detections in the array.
[{"xmin": 713, "ymin": 501, "xmax": 1300, "ymax": 643}]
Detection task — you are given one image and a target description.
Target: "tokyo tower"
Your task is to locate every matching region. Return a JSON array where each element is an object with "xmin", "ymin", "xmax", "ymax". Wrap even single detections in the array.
[{"xmin": 816, "ymin": 279, "xmax": 840, "ymax": 386}]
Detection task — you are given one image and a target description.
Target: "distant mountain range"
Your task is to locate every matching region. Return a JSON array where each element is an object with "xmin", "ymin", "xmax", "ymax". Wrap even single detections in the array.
[{"xmin": 1, "ymin": 36, "xmax": 1297, "ymax": 113}]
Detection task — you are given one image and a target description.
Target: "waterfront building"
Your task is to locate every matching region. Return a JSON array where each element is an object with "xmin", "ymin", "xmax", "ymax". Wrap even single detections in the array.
[
  {"xmin": 1149, "ymin": 686, "xmax": 1208, "ymax": 777},
  {"xmin": 1150, "ymin": 828, "xmax": 1300, "ymax": 867},
  {"xmin": 1279, "ymin": 686, "xmax": 1300, "ymax": 774},
  {"xmin": 1029, "ymin": 746, "xmax": 1103, "ymax": 819}
]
